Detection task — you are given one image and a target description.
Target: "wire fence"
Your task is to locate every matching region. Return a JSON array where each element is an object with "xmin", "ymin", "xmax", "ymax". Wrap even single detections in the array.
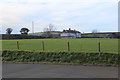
[
  {"xmin": 2, "ymin": 39, "xmax": 118, "ymax": 53},
  {"xmin": 16, "ymin": 41, "xmax": 103, "ymax": 52}
]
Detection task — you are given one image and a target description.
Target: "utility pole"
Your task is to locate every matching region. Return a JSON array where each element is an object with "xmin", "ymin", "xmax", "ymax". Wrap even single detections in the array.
[{"xmin": 32, "ymin": 21, "xmax": 34, "ymax": 33}]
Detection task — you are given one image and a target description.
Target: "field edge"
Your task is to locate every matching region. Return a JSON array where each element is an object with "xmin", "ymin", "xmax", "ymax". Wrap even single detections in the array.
[{"xmin": 2, "ymin": 50, "xmax": 119, "ymax": 66}]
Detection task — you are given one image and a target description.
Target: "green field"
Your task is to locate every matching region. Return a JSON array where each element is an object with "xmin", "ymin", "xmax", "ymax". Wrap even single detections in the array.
[{"xmin": 2, "ymin": 38, "xmax": 118, "ymax": 53}]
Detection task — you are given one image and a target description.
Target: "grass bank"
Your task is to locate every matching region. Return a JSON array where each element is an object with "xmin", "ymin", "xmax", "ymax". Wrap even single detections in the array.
[{"xmin": 2, "ymin": 50, "xmax": 119, "ymax": 66}]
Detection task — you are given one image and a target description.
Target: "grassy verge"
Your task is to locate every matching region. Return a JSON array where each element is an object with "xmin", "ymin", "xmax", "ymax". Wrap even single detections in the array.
[{"xmin": 2, "ymin": 50, "xmax": 119, "ymax": 66}]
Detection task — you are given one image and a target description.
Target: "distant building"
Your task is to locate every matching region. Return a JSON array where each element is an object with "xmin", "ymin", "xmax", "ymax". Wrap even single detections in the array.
[{"xmin": 60, "ymin": 28, "xmax": 81, "ymax": 38}]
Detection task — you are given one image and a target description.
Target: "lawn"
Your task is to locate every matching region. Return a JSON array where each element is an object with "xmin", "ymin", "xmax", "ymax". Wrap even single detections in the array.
[{"xmin": 2, "ymin": 38, "xmax": 118, "ymax": 53}]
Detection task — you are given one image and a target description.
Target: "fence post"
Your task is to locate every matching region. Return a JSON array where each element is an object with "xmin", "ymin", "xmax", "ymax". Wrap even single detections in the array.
[
  {"xmin": 17, "ymin": 41, "xmax": 19, "ymax": 49},
  {"xmin": 67, "ymin": 42, "xmax": 70, "ymax": 51},
  {"xmin": 98, "ymin": 41, "xmax": 101, "ymax": 52},
  {"xmin": 42, "ymin": 41, "xmax": 44, "ymax": 51}
]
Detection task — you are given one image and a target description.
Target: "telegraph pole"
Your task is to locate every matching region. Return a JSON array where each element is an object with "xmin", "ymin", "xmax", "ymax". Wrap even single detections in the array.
[{"xmin": 32, "ymin": 21, "xmax": 34, "ymax": 33}]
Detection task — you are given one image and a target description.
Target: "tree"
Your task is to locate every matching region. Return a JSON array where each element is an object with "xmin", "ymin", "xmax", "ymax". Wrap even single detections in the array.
[
  {"xmin": 44, "ymin": 24, "xmax": 56, "ymax": 32},
  {"xmin": 92, "ymin": 29, "xmax": 99, "ymax": 37},
  {"xmin": 6, "ymin": 28, "xmax": 13, "ymax": 34},
  {"xmin": 20, "ymin": 28, "xmax": 30, "ymax": 34},
  {"xmin": 42, "ymin": 24, "xmax": 56, "ymax": 38}
]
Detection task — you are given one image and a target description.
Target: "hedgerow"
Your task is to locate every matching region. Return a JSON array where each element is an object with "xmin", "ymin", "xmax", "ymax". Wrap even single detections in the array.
[{"xmin": 2, "ymin": 50, "xmax": 119, "ymax": 66}]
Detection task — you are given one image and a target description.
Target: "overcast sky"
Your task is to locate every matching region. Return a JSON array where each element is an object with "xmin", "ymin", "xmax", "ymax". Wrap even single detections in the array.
[{"xmin": 0, "ymin": 0, "xmax": 119, "ymax": 34}]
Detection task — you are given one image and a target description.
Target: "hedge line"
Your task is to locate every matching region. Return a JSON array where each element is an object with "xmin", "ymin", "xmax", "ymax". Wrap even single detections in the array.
[
  {"xmin": 1, "ymin": 34, "xmax": 45, "ymax": 40},
  {"xmin": 2, "ymin": 50, "xmax": 119, "ymax": 66}
]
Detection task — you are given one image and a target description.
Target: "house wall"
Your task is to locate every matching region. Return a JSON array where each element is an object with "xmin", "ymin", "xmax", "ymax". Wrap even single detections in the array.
[
  {"xmin": 60, "ymin": 33, "xmax": 81, "ymax": 38},
  {"xmin": 76, "ymin": 33, "xmax": 81, "ymax": 38}
]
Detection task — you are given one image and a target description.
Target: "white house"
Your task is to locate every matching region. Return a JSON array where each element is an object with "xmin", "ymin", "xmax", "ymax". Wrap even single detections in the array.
[{"xmin": 60, "ymin": 28, "xmax": 81, "ymax": 38}]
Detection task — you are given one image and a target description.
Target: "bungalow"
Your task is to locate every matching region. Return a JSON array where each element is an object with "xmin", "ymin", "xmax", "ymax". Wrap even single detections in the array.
[{"xmin": 60, "ymin": 28, "xmax": 81, "ymax": 38}]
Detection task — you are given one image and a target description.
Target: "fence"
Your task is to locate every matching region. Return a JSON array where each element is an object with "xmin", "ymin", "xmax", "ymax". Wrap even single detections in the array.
[
  {"xmin": 2, "ymin": 39, "xmax": 117, "ymax": 53},
  {"xmin": 15, "ymin": 41, "xmax": 103, "ymax": 52}
]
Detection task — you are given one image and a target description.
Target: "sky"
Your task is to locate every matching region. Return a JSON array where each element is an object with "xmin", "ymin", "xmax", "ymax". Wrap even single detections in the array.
[{"xmin": 0, "ymin": 0, "xmax": 119, "ymax": 34}]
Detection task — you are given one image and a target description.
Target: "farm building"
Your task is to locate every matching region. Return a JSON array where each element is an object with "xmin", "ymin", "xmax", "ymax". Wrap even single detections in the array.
[{"xmin": 60, "ymin": 28, "xmax": 81, "ymax": 38}]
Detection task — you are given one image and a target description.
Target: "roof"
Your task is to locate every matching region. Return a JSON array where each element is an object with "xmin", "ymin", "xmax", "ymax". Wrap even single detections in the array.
[{"xmin": 63, "ymin": 28, "xmax": 80, "ymax": 33}]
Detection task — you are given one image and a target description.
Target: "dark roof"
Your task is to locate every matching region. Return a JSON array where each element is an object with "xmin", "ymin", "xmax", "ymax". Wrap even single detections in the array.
[{"xmin": 63, "ymin": 28, "xmax": 80, "ymax": 33}]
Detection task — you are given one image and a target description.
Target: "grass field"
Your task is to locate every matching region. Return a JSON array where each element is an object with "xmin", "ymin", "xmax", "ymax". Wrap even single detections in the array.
[{"xmin": 2, "ymin": 38, "xmax": 118, "ymax": 53}]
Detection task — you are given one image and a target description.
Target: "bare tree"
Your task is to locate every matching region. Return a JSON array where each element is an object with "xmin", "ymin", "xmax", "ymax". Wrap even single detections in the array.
[
  {"xmin": 6, "ymin": 28, "xmax": 13, "ymax": 34},
  {"xmin": 42, "ymin": 24, "xmax": 56, "ymax": 38},
  {"xmin": 92, "ymin": 29, "xmax": 99, "ymax": 37},
  {"xmin": 44, "ymin": 24, "xmax": 56, "ymax": 32},
  {"xmin": 92, "ymin": 29, "xmax": 98, "ymax": 33}
]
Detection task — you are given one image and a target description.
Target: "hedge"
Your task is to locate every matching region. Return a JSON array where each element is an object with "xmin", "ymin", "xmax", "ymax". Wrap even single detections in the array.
[
  {"xmin": 2, "ymin": 50, "xmax": 119, "ymax": 66},
  {"xmin": 1, "ymin": 34, "xmax": 45, "ymax": 40}
]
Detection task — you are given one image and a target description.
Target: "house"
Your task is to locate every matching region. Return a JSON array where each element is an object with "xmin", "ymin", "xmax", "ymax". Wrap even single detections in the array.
[{"xmin": 60, "ymin": 28, "xmax": 81, "ymax": 38}]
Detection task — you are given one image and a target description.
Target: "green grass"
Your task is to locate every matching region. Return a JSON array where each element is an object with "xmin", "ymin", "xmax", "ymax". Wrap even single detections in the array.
[{"xmin": 2, "ymin": 38, "xmax": 118, "ymax": 53}]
